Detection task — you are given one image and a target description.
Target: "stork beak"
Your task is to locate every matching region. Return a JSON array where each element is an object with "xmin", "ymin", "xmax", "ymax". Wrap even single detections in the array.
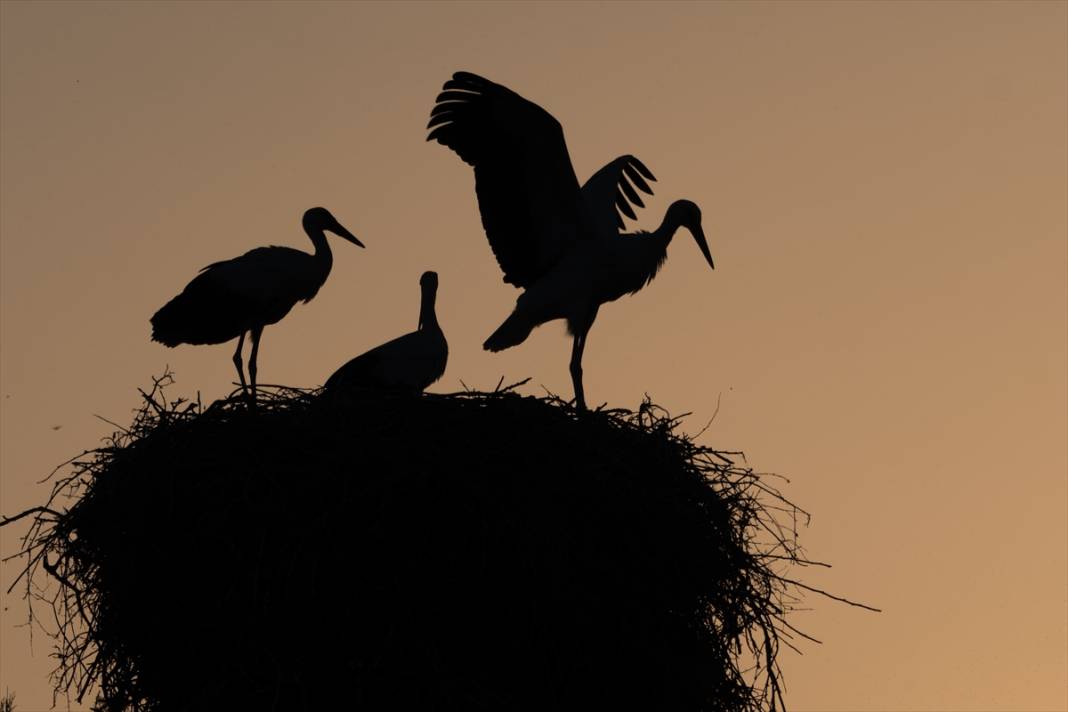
[
  {"xmin": 692, "ymin": 224, "xmax": 714, "ymax": 270},
  {"xmin": 332, "ymin": 223, "xmax": 365, "ymax": 248}
]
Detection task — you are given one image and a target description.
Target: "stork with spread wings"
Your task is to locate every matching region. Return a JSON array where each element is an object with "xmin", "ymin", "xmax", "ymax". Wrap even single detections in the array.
[{"xmin": 428, "ymin": 71, "xmax": 714, "ymax": 410}]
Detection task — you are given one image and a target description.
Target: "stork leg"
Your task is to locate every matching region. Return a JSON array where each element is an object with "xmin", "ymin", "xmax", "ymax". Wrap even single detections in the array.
[
  {"xmin": 569, "ymin": 333, "xmax": 586, "ymax": 411},
  {"xmin": 232, "ymin": 331, "xmax": 247, "ymax": 393},
  {"xmin": 569, "ymin": 317, "xmax": 596, "ymax": 412},
  {"xmin": 248, "ymin": 325, "xmax": 264, "ymax": 403},
  {"xmin": 569, "ymin": 308, "xmax": 600, "ymax": 411}
]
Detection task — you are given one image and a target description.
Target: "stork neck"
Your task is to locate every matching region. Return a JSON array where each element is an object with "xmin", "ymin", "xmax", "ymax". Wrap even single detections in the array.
[
  {"xmin": 418, "ymin": 288, "xmax": 438, "ymax": 331},
  {"xmin": 652, "ymin": 209, "xmax": 684, "ymax": 247},
  {"xmin": 306, "ymin": 226, "xmax": 334, "ymax": 272}
]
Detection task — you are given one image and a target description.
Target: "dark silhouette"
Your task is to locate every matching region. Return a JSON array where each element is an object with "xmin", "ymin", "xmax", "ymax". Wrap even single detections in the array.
[
  {"xmin": 324, "ymin": 270, "xmax": 447, "ymax": 393},
  {"xmin": 150, "ymin": 207, "xmax": 363, "ymax": 398},
  {"xmin": 5, "ymin": 375, "xmax": 828, "ymax": 711},
  {"xmin": 428, "ymin": 72, "xmax": 715, "ymax": 409}
]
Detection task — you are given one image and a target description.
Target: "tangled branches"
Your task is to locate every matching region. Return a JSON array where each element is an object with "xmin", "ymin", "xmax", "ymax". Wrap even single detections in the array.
[{"xmin": 3, "ymin": 373, "xmax": 871, "ymax": 711}]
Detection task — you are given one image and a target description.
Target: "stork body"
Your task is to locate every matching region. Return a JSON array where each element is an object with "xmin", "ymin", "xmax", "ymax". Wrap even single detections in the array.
[
  {"xmin": 150, "ymin": 207, "xmax": 364, "ymax": 397},
  {"xmin": 324, "ymin": 271, "xmax": 447, "ymax": 393},
  {"xmin": 428, "ymin": 72, "xmax": 714, "ymax": 409}
]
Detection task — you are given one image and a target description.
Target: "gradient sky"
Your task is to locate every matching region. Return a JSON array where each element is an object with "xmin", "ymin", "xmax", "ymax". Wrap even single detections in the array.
[{"xmin": 2, "ymin": 2, "xmax": 1066, "ymax": 710}]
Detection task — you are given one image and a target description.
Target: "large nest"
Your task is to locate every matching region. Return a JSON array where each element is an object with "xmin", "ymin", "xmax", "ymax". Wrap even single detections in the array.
[{"xmin": 4, "ymin": 374, "xmax": 847, "ymax": 712}]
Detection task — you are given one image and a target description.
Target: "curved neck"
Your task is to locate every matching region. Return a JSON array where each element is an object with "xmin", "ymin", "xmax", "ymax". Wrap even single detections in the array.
[
  {"xmin": 652, "ymin": 206, "xmax": 684, "ymax": 247},
  {"xmin": 418, "ymin": 287, "xmax": 438, "ymax": 330},
  {"xmin": 305, "ymin": 222, "xmax": 334, "ymax": 273}
]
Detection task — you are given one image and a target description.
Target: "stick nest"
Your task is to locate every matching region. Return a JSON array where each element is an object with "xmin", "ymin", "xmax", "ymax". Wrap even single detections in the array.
[{"xmin": 6, "ymin": 374, "xmax": 827, "ymax": 711}]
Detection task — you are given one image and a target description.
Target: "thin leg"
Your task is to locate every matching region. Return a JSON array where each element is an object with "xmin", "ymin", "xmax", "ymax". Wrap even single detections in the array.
[
  {"xmin": 249, "ymin": 325, "xmax": 264, "ymax": 402},
  {"xmin": 232, "ymin": 331, "xmax": 247, "ymax": 393},
  {"xmin": 569, "ymin": 309, "xmax": 598, "ymax": 411},
  {"xmin": 569, "ymin": 331, "xmax": 588, "ymax": 412}
]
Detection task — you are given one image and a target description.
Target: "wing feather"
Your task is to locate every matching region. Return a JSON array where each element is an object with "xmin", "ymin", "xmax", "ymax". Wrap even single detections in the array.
[
  {"xmin": 427, "ymin": 71, "xmax": 583, "ymax": 288},
  {"xmin": 197, "ymin": 246, "xmax": 320, "ymax": 306},
  {"xmin": 618, "ymin": 177, "xmax": 644, "ymax": 208},
  {"xmin": 581, "ymin": 155, "xmax": 657, "ymax": 237},
  {"xmin": 622, "ymin": 158, "xmax": 655, "ymax": 193},
  {"xmin": 616, "ymin": 189, "xmax": 638, "ymax": 220}
]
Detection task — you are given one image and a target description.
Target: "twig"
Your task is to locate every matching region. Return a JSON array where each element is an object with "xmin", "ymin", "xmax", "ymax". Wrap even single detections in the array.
[
  {"xmin": 0, "ymin": 507, "xmax": 62, "ymax": 528},
  {"xmin": 776, "ymin": 576, "xmax": 882, "ymax": 612},
  {"xmin": 92, "ymin": 414, "xmax": 128, "ymax": 434}
]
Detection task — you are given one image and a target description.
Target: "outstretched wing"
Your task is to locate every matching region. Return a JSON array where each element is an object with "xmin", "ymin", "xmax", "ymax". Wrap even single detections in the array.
[
  {"xmin": 428, "ymin": 71, "xmax": 583, "ymax": 288},
  {"xmin": 580, "ymin": 155, "xmax": 657, "ymax": 237}
]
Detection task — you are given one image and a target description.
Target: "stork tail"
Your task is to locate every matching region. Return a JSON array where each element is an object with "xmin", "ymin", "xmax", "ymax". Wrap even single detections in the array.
[
  {"xmin": 151, "ymin": 277, "xmax": 253, "ymax": 347},
  {"xmin": 150, "ymin": 294, "xmax": 197, "ymax": 347},
  {"xmin": 483, "ymin": 310, "xmax": 534, "ymax": 352}
]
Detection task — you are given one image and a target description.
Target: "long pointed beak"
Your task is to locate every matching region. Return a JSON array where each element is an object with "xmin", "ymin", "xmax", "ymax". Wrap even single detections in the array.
[
  {"xmin": 333, "ymin": 223, "xmax": 365, "ymax": 248},
  {"xmin": 692, "ymin": 224, "xmax": 714, "ymax": 270}
]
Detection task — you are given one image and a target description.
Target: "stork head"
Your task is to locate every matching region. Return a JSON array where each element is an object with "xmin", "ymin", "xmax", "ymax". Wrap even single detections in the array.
[
  {"xmin": 303, "ymin": 207, "xmax": 365, "ymax": 248},
  {"xmin": 667, "ymin": 199, "xmax": 713, "ymax": 270},
  {"xmin": 420, "ymin": 270, "xmax": 439, "ymax": 293}
]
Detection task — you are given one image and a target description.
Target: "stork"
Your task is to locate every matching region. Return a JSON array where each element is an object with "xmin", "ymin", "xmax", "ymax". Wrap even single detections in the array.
[
  {"xmin": 427, "ymin": 71, "xmax": 714, "ymax": 410},
  {"xmin": 150, "ymin": 207, "xmax": 364, "ymax": 398},
  {"xmin": 324, "ymin": 271, "xmax": 447, "ymax": 393}
]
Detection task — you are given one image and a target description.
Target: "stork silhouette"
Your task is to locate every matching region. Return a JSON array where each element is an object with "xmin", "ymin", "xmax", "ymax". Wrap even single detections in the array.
[
  {"xmin": 428, "ymin": 71, "xmax": 714, "ymax": 409},
  {"xmin": 150, "ymin": 207, "xmax": 364, "ymax": 399},
  {"xmin": 324, "ymin": 271, "xmax": 448, "ymax": 393}
]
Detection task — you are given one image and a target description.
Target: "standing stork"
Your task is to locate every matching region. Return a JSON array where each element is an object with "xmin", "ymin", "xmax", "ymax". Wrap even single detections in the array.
[
  {"xmin": 324, "ymin": 270, "xmax": 448, "ymax": 393},
  {"xmin": 150, "ymin": 207, "xmax": 364, "ymax": 398},
  {"xmin": 427, "ymin": 71, "xmax": 714, "ymax": 410}
]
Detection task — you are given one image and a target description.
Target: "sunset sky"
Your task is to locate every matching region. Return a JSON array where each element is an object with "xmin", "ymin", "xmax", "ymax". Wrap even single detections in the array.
[{"xmin": 1, "ymin": 1, "xmax": 1065, "ymax": 710}]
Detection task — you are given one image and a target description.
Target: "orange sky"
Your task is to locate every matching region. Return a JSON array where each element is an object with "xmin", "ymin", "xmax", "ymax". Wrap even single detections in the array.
[{"xmin": 1, "ymin": 1, "xmax": 1066, "ymax": 710}]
